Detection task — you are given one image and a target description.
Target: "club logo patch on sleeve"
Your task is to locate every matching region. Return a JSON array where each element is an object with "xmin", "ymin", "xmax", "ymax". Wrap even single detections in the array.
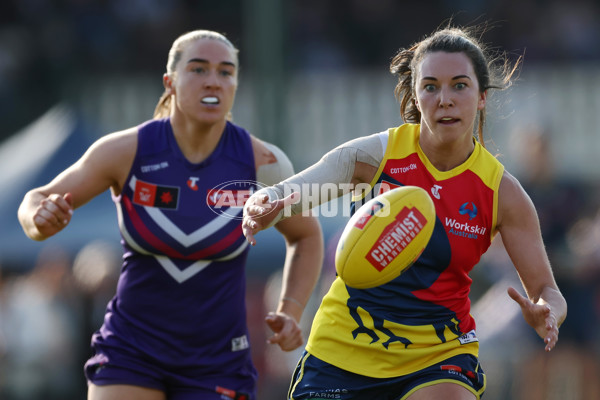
[{"xmin": 133, "ymin": 179, "xmax": 179, "ymax": 210}]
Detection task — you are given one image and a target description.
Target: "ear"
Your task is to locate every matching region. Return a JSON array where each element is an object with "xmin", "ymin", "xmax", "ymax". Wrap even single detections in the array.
[
  {"xmin": 163, "ymin": 73, "xmax": 174, "ymax": 94},
  {"xmin": 414, "ymin": 98, "xmax": 420, "ymax": 111},
  {"xmin": 478, "ymin": 90, "xmax": 487, "ymax": 110}
]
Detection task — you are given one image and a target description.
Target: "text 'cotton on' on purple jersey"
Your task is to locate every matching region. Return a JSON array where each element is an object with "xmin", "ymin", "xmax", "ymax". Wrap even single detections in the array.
[{"xmin": 95, "ymin": 118, "xmax": 258, "ymax": 375}]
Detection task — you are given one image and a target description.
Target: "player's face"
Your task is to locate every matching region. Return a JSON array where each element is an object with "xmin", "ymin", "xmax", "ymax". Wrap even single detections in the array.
[
  {"xmin": 171, "ymin": 38, "xmax": 238, "ymax": 124},
  {"xmin": 414, "ymin": 51, "xmax": 486, "ymax": 146}
]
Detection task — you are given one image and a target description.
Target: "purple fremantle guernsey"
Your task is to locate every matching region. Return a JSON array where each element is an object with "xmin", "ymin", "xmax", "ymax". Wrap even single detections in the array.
[{"xmin": 92, "ymin": 118, "xmax": 257, "ymax": 379}]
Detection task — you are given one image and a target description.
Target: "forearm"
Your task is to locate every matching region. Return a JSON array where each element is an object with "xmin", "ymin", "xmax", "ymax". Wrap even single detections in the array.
[
  {"xmin": 271, "ymin": 154, "xmax": 354, "ymax": 217},
  {"xmin": 273, "ymin": 134, "xmax": 384, "ymax": 217},
  {"xmin": 276, "ymin": 228, "xmax": 324, "ymax": 322}
]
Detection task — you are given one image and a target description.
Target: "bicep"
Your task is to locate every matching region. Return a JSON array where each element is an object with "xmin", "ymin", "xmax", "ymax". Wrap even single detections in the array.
[
  {"xmin": 497, "ymin": 173, "xmax": 558, "ymax": 299},
  {"xmin": 37, "ymin": 130, "xmax": 136, "ymax": 209}
]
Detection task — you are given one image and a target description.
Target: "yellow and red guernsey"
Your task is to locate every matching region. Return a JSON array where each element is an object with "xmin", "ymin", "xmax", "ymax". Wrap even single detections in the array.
[{"xmin": 306, "ymin": 123, "xmax": 504, "ymax": 378}]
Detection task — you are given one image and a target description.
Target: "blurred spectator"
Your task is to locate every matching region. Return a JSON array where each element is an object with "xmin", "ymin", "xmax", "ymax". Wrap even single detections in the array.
[
  {"xmin": 0, "ymin": 245, "xmax": 84, "ymax": 400},
  {"xmin": 512, "ymin": 126, "xmax": 592, "ymax": 264},
  {"xmin": 71, "ymin": 238, "xmax": 121, "ymax": 382},
  {"xmin": 476, "ymin": 124, "xmax": 600, "ymax": 399},
  {"xmin": 0, "ymin": 262, "xmax": 8, "ymax": 383},
  {"xmin": 71, "ymin": 239, "xmax": 121, "ymax": 338},
  {"xmin": 3, "ymin": 0, "xmax": 600, "ymax": 141}
]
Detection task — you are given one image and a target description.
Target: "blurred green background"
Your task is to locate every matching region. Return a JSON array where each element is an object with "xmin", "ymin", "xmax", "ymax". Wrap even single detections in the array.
[{"xmin": 1, "ymin": 1, "xmax": 599, "ymax": 399}]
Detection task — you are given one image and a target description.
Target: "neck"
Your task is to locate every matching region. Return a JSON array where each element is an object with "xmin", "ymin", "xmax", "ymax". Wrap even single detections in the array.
[
  {"xmin": 170, "ymin": 115, "xmax": 227, "ymax": 164},
  {"xmin": 418, "ymin": 128, "xmax": 475, "ymax": 172}
]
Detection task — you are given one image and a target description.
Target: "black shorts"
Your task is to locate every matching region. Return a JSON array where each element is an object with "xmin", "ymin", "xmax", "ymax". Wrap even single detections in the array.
[{"xmin": 288, "ymin": 351, "xmax": 486, "ymax": 400}]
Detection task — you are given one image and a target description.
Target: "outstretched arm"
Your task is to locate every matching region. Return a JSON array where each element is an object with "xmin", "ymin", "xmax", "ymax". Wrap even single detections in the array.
[
  {"xmin": 18, "ymin": 128, "xmax": 136, "ymax": 241},
  {"xmin": 497, "ymin": 171, "xmax": 567, "ymax": 351},
  {"xmin": 243, "ymin": 133, "xmax": 384, "ymax": 244}
]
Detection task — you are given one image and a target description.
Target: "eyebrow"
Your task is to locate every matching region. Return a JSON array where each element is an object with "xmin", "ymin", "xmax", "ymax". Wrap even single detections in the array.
[
  {"xmin": 187, "ymin": 58, "xmax": 236, "ymax": 68},
  {"xmin": 422, "ymin": 75, "xmax": 472, "ymax": 81}
]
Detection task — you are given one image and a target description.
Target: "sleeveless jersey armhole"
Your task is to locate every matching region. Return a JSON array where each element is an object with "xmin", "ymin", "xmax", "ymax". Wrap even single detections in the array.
[
  {"xmin": 353, "ymin": 129, "xmax": 391, "ymax": 203},
  {"xmin": 490, "ymin": 164, "xmax": 505, "ymax": 240}
]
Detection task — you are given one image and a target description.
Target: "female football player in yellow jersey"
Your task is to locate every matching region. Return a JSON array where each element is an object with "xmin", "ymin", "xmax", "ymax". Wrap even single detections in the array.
[{"xmin": 242, "ymin": 24, "xmax": 567, "ymax": 400}]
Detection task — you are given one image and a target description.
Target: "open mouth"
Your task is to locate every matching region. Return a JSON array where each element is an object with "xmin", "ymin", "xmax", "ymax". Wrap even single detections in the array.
[
  {"xmin": 439, "ymin": 117, "xmax": 458, "ymax": 124},
  {"xmin": 201, "ymin": 96, "xmax": 219, "ymax": 105}
]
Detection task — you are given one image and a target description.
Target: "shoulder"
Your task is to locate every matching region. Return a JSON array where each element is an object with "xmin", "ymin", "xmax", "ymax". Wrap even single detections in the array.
[
  {"xmin": 336, "ymin": 130, "xmax": 388, "ymax": 152},
  {"xmin": 327, "ymin": 131, "xmax": 386, "ymax": 170},
  {"xmin": 499, "ymin": 170, "xmax": 525, "ymax": 200},
  {"xmin": 251, "ymin": 135, "xmax": 279, "ymax": 166},
  {"xmin": 387, "ymin": 123, "xmax": 418, "ymax": 140},
  {"xmin": 467, "ymin": 141, "xmax": 505, "ymax": 189},
  {"xmin": 251, "ymin": 135, "xmax": 295, "ymax": 185},
  {"xmin": 85, "ymin": 127, "xmax": 138, "ymax": 180},
  {"xmin": 339, "ymin": 124, "xmax": 419, "ymax": 163},
  {"xmin": 91, "ymin": 127, "xmax": 138, "ymax": 155},
  {"xmin": 497, "ymin": 170, "xmax": 535, "ymax": 228},
  {"xmin": 64, "ymin": 126, "xmax": 139, "ymax": 195}
]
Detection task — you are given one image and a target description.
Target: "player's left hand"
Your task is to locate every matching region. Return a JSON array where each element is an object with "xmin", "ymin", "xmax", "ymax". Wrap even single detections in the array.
[
  {"xmin": 508, "ymin": 286, "xmax": 559, "ymax": 352},
  {"xmin": 264, "ymin": 311, "xmax": 303, "ymax": 351}
]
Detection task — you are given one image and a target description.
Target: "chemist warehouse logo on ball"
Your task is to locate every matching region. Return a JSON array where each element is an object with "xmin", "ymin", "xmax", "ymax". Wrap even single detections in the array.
[
  {"xmin": 445, "ymin": 201, "xmax": 486, "ymax": 239},
  {"xmin": 207, "ymin": 180, "xmax": 266, "ymax": 220}
]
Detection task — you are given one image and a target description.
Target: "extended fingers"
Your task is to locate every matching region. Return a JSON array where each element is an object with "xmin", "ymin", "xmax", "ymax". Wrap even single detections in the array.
[
  {"xmin": 242, "ymin": 218, "xmax": 258, "ymax": 245},
  {"xmin": 242, "ymin": 199, "xmax": 266, "ymax": 245},
  {"xmin": 242, "ymin": 228, "xmax": 256, "ymax": 246},
  {"xmin": 544, "ymin": 323, "xmax": 559, "ymax": 351},
  {"xmin": 508, "ymin": 287, "xmax": 560, "ymax": 350},
  {"xmin": 544, "ymin": 308, "xmax": 559, "ymax": 351},
  {"xmin": 245, "ymin": 203, "xmax": 267, "ymax": 216},
  {"xmin": 241, "ymin": 193, "xmax": 287, "ymax": 245},
  {"xmin": 507, "ymin": 286, "xmax": 529, "ymax": 308}
]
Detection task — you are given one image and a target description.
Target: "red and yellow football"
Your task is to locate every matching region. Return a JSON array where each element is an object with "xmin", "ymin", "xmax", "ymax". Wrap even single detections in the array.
[{"xmin": 335, "ymin": 185, "xmax": 436, "ymax": 289}]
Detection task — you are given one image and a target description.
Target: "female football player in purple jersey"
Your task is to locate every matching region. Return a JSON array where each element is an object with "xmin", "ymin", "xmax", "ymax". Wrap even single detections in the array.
[
  {"xmin": 242, "ymin": 24, "xmax": 567, "ymax": 400},
  {"xmin": 18, "ymin": 30, "xmax": 323, "ymax": 400}
]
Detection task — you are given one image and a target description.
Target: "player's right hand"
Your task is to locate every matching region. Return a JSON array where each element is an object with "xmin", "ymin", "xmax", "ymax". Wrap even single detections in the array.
[
  {"xmin": 32, "ymin": 192, "xmax": 74, "ymax": 239},
  {"xmin": 242, "ymin": 190, "xmax": 299, "ymax": 246}
]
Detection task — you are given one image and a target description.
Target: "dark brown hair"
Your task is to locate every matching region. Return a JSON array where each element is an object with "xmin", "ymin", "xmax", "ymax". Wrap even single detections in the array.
[{"xmin": 389, "ymin": 24, "xmax": 521, "ymax": 146}]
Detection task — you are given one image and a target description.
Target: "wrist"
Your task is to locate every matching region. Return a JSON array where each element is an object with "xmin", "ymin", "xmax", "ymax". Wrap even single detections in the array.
[{"xmin": 279, "ymin": 296, "xmax": 305, "ymax": 322}]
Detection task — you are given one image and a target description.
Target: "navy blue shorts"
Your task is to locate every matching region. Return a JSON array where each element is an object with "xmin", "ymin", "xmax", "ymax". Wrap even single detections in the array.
[
  {"xmin": 84, "ymin": 339, "xmax": 256, "ymax": 400},
  {"xmin": 288, "ymin": 351, "xmax": 486, "ymax": 400}
]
